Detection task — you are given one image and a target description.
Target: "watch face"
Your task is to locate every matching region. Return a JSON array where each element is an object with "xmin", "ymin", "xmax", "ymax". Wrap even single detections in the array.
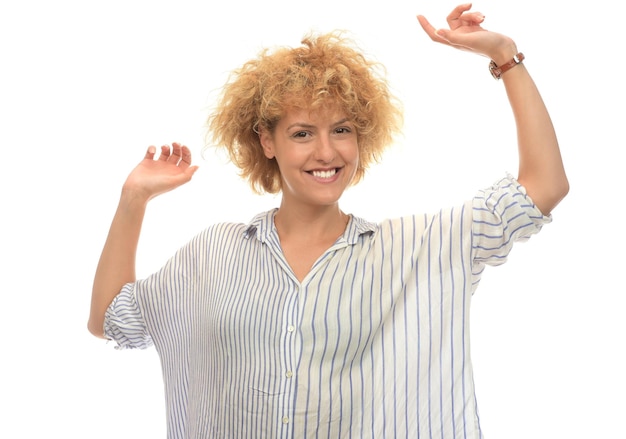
[{"xmin": 489, "ymin": 60, "xmax": 501, "ymax": 79}]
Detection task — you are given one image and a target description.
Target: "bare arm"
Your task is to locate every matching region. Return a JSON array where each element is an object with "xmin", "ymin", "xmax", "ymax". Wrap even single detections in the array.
[
  {"xmin": 87, "ymin": 143, "xmax": 198, "ymax": 338},
  {"xmin": 418, "ymin": 4, "xmax": 569, "ymax": 215},
  {"xmin": 501, "ymin": 64, "xmax": 568, "ymax": 215}
]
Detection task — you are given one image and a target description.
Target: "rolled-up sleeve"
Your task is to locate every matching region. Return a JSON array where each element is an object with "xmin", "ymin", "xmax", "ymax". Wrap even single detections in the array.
[
  {"xmin": 104, "ymin": 283, "xmax": 153, "ymax": 350},
  {"xmin": 472, "ymin": 174, "xmax": 551, "ymax": 268}
]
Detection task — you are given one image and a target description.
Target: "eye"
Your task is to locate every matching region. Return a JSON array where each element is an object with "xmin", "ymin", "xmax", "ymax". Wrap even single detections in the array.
[
  {"xmin": 334, "ymin": 126, "xmax": 353, "ymax": 135},
  {"xmin": 292, "ymin": 131, "xmax": 310, "ymax": 139}
]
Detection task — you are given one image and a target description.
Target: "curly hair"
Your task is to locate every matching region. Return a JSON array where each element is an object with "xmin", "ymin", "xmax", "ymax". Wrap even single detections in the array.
[{"xmin": 206, "ymin": 31, "xmax": 403, "ymax": 194}]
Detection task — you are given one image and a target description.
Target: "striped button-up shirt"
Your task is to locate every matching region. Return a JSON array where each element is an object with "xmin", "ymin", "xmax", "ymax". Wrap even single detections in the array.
[{"xmin": 105, "ymin": 175, "xmax": 550, "ymax": 438}]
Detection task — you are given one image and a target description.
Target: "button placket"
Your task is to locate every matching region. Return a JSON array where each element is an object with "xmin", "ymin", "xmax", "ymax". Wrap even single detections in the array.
[{"xmin": 280, "ymin": 283, "xmax": 300, "ymax": 436}]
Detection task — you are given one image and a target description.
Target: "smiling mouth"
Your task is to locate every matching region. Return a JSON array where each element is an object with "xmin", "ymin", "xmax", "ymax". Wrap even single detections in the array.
[{"xmin": 309, "ymin": 168, "xmax": 339, "ymax": 179}]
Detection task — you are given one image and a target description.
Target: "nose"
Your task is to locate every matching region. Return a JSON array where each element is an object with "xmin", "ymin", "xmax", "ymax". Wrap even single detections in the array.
[{"xmin": 313, "ymin": 134, "xmax": 336, "ymax": 163}]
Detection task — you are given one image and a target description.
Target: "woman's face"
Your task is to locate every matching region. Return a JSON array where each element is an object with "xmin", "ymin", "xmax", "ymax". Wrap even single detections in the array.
[{"xmin": 260, "ymin": 105, "xmax": 359, "ymax": 209}]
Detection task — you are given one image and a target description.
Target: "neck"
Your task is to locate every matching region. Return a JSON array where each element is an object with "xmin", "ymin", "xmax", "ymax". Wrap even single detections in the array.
[{"xmin": 274, "ymin": 202, "xmax": 349, "ymax": 244}]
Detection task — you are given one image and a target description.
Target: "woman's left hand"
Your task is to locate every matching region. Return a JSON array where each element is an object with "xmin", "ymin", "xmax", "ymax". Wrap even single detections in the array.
[{"xmin": 417, "ymin": 3, "xmax": 517, "ymax": 66}]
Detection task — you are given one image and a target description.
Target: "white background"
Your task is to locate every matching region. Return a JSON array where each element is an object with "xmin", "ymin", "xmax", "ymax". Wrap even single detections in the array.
[{"xmin": 1, "ymin": 0, "xmax": 623, "ymax": 437}]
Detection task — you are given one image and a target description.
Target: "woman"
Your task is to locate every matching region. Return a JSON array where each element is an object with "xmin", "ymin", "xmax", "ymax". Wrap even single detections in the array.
[{"xmin": 88, "ymin": 4, "xmax": 568, "ymax": 438}]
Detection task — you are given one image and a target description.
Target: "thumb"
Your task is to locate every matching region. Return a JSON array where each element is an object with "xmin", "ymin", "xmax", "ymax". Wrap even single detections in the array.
[
  {"xmin": 435, "ymin": 29, "xmax": 451, "ymax": 42},
  {"xmin": 186, "ymin": 165, "xmax": 200, "ymax": 178},
  {"xmin": 435, "ymin": 28, "xmax": 473, "ymax": 52}
]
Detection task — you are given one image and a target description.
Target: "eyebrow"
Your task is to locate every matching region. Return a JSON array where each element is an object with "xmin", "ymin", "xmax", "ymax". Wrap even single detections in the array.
[{"xmin": 286, "ymin": 118, "xmax": 351, "ymax": 130}]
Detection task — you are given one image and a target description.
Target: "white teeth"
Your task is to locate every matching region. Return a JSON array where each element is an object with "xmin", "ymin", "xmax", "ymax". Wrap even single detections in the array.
[{"xmin": 311, "ymin": 169, "xmax": 337, "ymax": 179}]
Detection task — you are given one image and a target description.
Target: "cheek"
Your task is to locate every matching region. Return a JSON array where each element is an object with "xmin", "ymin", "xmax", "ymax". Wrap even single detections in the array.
[
  {"xmin": 346, "ymin": 143, "xmax": 360, "ymax": 167},
  {"xmin": 343, "ymin": 145, "xmax": 360, "ymax": 181},
  {"xmin": 274, "ymin": 147, "xmax": 306, "ymax": 169},
  {"xmin": 352, "ymin": 146, "xmax": 360, "ymax": 164}
]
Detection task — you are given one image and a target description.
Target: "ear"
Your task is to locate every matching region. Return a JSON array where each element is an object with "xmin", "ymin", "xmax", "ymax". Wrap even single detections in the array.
[{"xmin": 258, "ymin": 127, "xmax": 275, "ymax": 159}]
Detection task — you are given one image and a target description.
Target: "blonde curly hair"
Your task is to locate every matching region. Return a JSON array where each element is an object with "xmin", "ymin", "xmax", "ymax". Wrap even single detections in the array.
[{"xmin": 206, "ymin": 31, "xmax": 403, "ymax": 194}]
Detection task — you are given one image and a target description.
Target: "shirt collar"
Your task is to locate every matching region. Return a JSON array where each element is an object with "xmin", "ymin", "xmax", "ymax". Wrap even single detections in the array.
[{"xmin": 243, "ymin": 208, "xmax": 377, "ymax": 245}]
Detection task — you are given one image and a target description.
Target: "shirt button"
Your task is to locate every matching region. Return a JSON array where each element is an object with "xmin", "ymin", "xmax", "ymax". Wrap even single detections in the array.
[
  {"xmin": 287, "ymin": 325, "xmax": 295, "ymax": 333},
  {"xmin": 285, "ymin": 370, "xmax": 293, "ymax": 378},
  {"xmin": 282, "ymin": 416, "xmax": 289, "ymax": 424}
]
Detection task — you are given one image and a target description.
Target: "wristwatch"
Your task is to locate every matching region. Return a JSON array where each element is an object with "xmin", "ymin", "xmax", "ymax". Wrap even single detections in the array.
[{"xmin": 489, "ymin": 53, "xmax": 525, "ymax": 80}]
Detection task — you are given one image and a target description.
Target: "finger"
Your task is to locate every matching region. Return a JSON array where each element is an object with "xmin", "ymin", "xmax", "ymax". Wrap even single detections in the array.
[
  {"xmin": 169, "ymin": 142, "xmax": 183, "ymax": 163},
  {"xmin": 461, "ymin": 11, "xmax": 485, "ymax": 26},
  {"xmin": 417, "ymin": 15, "xmax": 451, "ymax": 45},
  {"xmin": 145, "ymin": 145, "xmax": 157, "ymax": 160},
  {"xmin": 158, "ymin": 145, "xmax": 171, "ymax": 161},
  {"xmin": 446, "ymin": 3, "xmax": 473, "ymax": 21},
  {"xmin": 446, "ymin": 3, "xmax": 473, "ymax": 28},
  {"xmin": 179, "ymin": 145, "xmax": 193, "ymax": 169}
]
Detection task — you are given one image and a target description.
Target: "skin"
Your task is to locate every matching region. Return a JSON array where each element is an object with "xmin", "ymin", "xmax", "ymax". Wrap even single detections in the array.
[
  {"xmin": 259, "ymin": 106, "xmax": 359, "ymax": 282},
  {"xmin": 88, "ymin": 143, "xmax": 197, "ymax": 336},
  {"xmin": 88, "ymin": 4, "xmax": 568, "ymax": 337},
  {"xmin": 417, "ymin": 3, "xmax": 569, "ymax": 214}
]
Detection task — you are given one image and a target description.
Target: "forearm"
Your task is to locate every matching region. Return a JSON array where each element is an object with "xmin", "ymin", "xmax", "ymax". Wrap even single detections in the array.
[
  {"xmin": 501, "ymin": 62, "xmax": 569, "ymax": 215},
  {"xmin": 417, "ymin": 6, "xmax": 569, "ymax": 214},
  {"xmin": 88, "ymin": 192, "xmax": 147, "ymax": 338}
]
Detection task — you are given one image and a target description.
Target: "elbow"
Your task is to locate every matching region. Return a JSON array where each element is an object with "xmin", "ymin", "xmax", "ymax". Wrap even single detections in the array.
[
  {"xmin": 537, "ymin": 176, "xmax": 570, "ymax": 216},
  {"xmin": 87, "ymin": 316, "xmax": 106, "ymax": 339},
  {"xmin": 88, "ymin": 288, "xmax": 116, "ymax": 340},
  {"xmin": 559, "ymin": 176, "xmax": 570, "ymax": 201},
  {"xmin": 552, "ymin": 173, "xmax": 570, "ymax": 206},
  {"xmin": 519, "ymin": 172, "xmax": 569, "ymax": 216}
]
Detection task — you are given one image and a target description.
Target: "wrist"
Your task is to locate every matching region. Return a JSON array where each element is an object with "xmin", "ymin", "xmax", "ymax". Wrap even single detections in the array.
[
  {"xmin": 489, "ymin": 41, "xmax": 518, "ymax": 67},
  {"xmin": 119, "ymin": 188, "xmax": 150, "ymax": 210},
  {"xmin": 489, "ymin": 52, "xmax": 524, "ymax": 80}
]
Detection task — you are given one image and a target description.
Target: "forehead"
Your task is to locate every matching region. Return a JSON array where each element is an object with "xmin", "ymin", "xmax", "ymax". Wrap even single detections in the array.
[{"xmin": 279, "ymin": 104, "xmax": 349, "ymax": 126}]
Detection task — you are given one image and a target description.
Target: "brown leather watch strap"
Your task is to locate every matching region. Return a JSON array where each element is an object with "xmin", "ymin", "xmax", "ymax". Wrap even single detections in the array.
[{"xmin": 489, "ymin": 52, "xmax": 525, "ymax": 80}]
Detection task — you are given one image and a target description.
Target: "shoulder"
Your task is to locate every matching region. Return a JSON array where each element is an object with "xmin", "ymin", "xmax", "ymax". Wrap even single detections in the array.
[
  {"xmin": 183, "ymin": 210, "xmax": 278, "ymax": 251},
  {"xmin": 373, "ymin": 205, "xmax": 472, "ymax": 234}
]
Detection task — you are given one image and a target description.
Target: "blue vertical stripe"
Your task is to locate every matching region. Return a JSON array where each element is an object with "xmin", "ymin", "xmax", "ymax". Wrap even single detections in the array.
[{"xmin": 103, "ymin": 174, "xmax": 550, "ymax": 438}]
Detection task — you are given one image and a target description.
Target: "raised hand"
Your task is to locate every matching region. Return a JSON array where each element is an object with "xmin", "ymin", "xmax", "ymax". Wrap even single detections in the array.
[
  {"xmin": 417, "ymin": 3, "xmax": 517, "ymax": 65},
  {"xmin": 122, "ymin": 142, "xmax": 199, "ymax": 203},
  {"xmin": 88, "ymin": 142, "xmax": 199, "ymax": 337}
]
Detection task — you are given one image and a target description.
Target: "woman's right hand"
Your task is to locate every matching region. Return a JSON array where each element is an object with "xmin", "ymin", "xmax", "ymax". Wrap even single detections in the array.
[{"xmin": 122, "ymin": 142, "xmax": 199, "ymax": 203}]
